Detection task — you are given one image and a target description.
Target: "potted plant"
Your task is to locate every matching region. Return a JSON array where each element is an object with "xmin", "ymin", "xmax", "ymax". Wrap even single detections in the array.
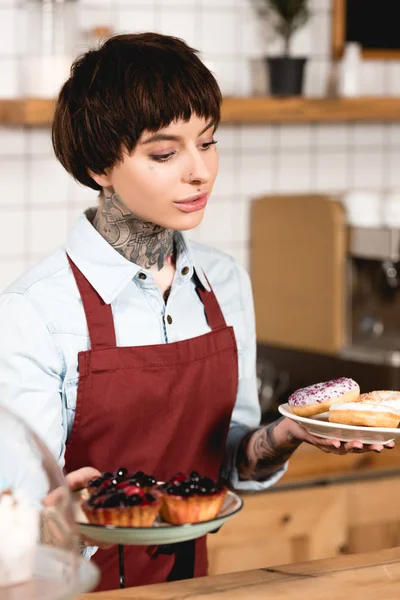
[{"xmin": 253, "ymin": 0, "xmax": 311, "ymax": 96}]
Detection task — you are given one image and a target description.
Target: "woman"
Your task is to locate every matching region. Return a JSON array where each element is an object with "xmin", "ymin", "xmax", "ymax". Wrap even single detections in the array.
[{"xmin": 0, "ymin": 33, "xmax": 391, "ymax": 590}]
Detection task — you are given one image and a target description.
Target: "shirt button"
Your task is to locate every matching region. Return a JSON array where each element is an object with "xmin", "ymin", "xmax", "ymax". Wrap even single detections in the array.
[
  {"xmin": 181, "ymin": 266, "xmax": 190, "ymax": 276},
  {"xmin": 138, "ymin": 272, "xmax": 147, "ymax": 280},
  {"xmin": 166, "ymin": 315, "xmax": 173, "ymax": 325}
]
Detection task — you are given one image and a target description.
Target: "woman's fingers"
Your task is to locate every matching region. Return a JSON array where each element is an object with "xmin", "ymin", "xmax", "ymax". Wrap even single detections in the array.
[{"xmin": 65, "ymin": 467, "xmax": 101, "ymax": 491}]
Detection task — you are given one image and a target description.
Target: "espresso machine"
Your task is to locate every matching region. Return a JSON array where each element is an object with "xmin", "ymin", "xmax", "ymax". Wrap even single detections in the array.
[{"xmin": 250, "ymin": 195, "xmax": 400, "ymax": 421}]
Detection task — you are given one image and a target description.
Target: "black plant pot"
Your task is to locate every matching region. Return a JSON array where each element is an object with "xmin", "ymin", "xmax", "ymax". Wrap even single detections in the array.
[{"xmin": 266, "ymin": 57, "xmax": 307, "ymax": 97}]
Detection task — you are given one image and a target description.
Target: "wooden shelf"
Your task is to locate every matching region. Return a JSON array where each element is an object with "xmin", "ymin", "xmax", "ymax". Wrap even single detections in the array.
[
  {"xmin": 2, "ymin": 97, "xmax": 400, "ymax": 126},
  {"xmin": 221, "ymin": 96, "xmax": 400, "ymax": 123}
]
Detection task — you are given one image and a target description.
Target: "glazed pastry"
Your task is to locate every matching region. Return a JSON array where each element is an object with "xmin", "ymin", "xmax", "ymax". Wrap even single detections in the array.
[
  {"xmin": 357, "ymin": 390, "xmax": 400, "ymax": 411},
  {"xmin": 288, "ymin": 378, "xmax": 360, "ymax": 417},
  {"xmin": 160, "ymin": 471, "xmax": 227, "ymax": 525},
  {"xmin": 329, "ymin": 390, "xmax": 400, "ymax": 428},
  {"xmin": 82, "ymin": 485, "xmax": 161, "ymax": 527}
]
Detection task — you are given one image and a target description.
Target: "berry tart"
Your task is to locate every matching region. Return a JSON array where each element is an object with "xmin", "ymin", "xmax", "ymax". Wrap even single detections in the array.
[
  {"xmin": 160, "ymin": 471, "xmax": 228, "ymax": 525},
  {"xmin": 87, "ymin": 467, "xmax": 157, "ymax": 497},
  {"xmin": 82, "ymin": 484, "xmax": 161, "ymax": 527}
]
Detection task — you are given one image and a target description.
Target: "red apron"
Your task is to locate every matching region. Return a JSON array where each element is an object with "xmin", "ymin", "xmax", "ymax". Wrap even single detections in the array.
[{"xmin": 64, "ymin": 256, "xmax": 239, "ymax": 591}]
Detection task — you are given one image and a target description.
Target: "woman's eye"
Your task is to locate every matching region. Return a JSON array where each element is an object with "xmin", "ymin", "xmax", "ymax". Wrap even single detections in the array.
[
  {"xmin": 150, "ymin": 152, "xmax": 176, "ymax": 163},
  {"xmin": 201, "ymin": 140, "xmax": 218, "ymax": 150}
]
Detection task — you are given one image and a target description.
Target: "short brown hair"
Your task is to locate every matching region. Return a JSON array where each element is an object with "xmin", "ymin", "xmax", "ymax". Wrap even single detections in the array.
[{"xmin": 52, "ymin": 33, "xmax": 222, "ymax": 191}]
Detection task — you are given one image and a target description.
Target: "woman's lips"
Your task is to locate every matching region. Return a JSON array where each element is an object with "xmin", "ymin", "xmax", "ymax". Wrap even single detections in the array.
[{"xmin": 172, "ymin": 192, "xmax": 208, "ymax": 213}]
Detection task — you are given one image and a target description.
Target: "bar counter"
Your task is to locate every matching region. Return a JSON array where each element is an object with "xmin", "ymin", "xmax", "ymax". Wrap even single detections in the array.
[{"xmin": 78, "ymin": 547, "xmax": 400, "ymax": 599}]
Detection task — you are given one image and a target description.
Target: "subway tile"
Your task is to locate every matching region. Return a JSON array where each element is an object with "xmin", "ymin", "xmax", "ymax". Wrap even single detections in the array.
[
  {"xmin": 0, "ymin": 160, "xmax": 25, "ymax": 206},
  {"xmin": 350, "ymin": 124, "xmax": 385, "ymax": 148},
  {"xmin": 159, "ymin": 7, "xmax": 197, "ymax": 47},
  {"xmin": 197, "ymin": 198, "xmax": 233, "ymax": 245},
  {"xmin": 360, "ymin": 61, "xmax": 386, "ymax": 96},
  {"xmin": 114, "ymin": 7, "xmax": 157, "ymax": 34},
  {"xmin": 201, "ymin": 0, "xmax": 242, "ymax": 7},
  {"xmin": 276, "ymin": 152, "xmax": 312, "ymax": 193},
  {"xmin": 310, "ymin": 10, "xmax": 331, "ymax": 57},
  {"xmin": 235, "ymin": 58, "xmax": 254, "ymax": 97},
  {"xmin": 0, "ymin": 209, "xmax": 25, "ymax": 258},
  {"xmin": 0, "ymin": 259, "xmax": 26, "ymax": 293},
  {"xmin": 204, "ymin": 58, "xmax": 239, "ymax": 96},
  {"xmin": 0, "ymin": 8, "xmax": 18, "ymax": 56},
  {"xmin": 27, "ymin": 129, "xmax": 54, "ymax": 156},
  {"xmin": 226, "ymin": 243, "xmax": 249, "ymax": 270},
  {"xmin": 387, "ymin": 63, "xmax": 400, "ymax": 97},
  {"xmin": 352, "ymin": 151, "xmax": 384, "ymax": 190},
  {"xmin": 238, "ymin": 153, "xmax": 273, "ymax": 196},
  {"xmin": 291, "ymin": 20, "xmax": 312, "ymax": 57},
  {"xmin": 387, "ymin": 149, "xmax": 400, "ymax": 189},
  {"xmin": 29, "ymin": 158, "xmax": 70, "ymax": 206},
  {"xmin": 116, "ymin": 0, "xmax": 155, "ymax": 5},
  {"xmin": 231, "ymin": 195, "xmax": 250, "ymax": 243},
  {"xmin": 0, "ymin": 58, "xmax": 19, "ymax": 98},
  {"xmin": 240, "ymin": 125, "xmax": 273, "ymax": 150},
  {"xmin": 29, "ymin": 208, "xmax": 69, "ymax": 256},
  {"xmin": 81, "ymin": 0, "xmax": 113, "ymax": 5},
  {"xmin": 214, "ymin": 125, "xmax": 240, "ymax": 153},
  {"xmin": 315, "ymin": 124, "xmax": 349, "ymax": 148},
  {"xmin": 239, "ymin": 3, "xmax": 265, "ymax": 57},
  {"xmin": 212, "ymin": 153, "xmax": 237, "ymax": 196},
  {"xmin": 199, "ymin": 10, "xmax": 238, "ymax": 56},
  {"xmin": 310, "ymin": 0, "xmax": 331, "ymax": 10},
  {"xmin": 313, "ymin": 151, "xmax": 349, "ymax": 193},
  {"xmin": 388, "ymin": 124, "xmax": 400, "ymax": 147},
  {"xmin": 279, "ymin": 125, "xmax": 312, "ymax": 149},
  {"xmin": 69, "ymin": 181, "xmax": 99, "ymax": 209},
  {"xmin": 0, "ymin": 127, "xmax": 26, "ymax": 156},
  {"xmin": 304, "ymin": 58, "xmax": 331, "ymax": 97}
]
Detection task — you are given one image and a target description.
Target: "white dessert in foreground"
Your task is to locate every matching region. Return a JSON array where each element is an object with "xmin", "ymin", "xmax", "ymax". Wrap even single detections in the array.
[{"xmin": 0, "ymin": 484, "xmax": 39, "ymax": 587}]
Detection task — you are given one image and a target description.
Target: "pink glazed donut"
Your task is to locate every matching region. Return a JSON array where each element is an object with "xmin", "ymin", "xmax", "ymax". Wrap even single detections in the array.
[{"xmin": 288, "ymin": 378, "xmax": 360, "ymax": 417}]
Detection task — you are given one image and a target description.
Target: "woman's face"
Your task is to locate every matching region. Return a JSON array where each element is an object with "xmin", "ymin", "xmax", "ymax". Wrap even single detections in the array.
[{"xmin": 92, "ymin": 114, "xmax": 219, "ymax": 231}]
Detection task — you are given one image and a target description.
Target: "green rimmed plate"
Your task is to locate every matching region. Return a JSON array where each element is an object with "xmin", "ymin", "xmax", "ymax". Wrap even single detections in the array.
[{"xmin": 73, "ymin": 488, "xmax": 243, "ymax": 546}]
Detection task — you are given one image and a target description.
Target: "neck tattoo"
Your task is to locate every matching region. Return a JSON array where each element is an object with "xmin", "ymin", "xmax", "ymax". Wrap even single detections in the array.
[{"xmin": 93, "ymin": 188, "xmax": 174, "ymax": 271}]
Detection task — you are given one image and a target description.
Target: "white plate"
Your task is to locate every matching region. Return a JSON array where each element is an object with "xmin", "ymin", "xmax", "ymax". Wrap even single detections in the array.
[
  {"xmin": 278, "ymin": 402, "xmax": 399, "ymax": 444},
  {"xmin": 73, "ymin": 489, "xmax": 243, "ymax": 546},
  {"xmin": 0, "ymin": 545, "xmax": 99, "ymax": 600}
]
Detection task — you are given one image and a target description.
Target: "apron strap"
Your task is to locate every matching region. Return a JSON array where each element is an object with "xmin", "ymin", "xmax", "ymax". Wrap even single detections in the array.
[
  {"xmin": 67, "ymin": 254, "xmax": 117, "ymax": 350},
  {"xmin": 196, "ymin": 278, "xmax": 227, "ymax": 331}
]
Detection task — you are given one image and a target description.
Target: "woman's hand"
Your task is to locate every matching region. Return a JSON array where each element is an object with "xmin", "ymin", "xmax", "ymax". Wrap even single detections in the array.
[
  {"xmin": 286, "ymin": 419, "xmax": 395, "ymax": 454},
  {"xmin": 65, "ymin": 467, "xmax": 113, "ymax": 550},
  {"xmin": 44, "ymin": 466, "xmax": 113, "ymax": 550},
  {"xmin": 236, "ymin": 417, "xmax": 395, "ymax": 482},
  {"xmin": 64, "ymin": 466, "xmax": 101, "ymax": 491}
]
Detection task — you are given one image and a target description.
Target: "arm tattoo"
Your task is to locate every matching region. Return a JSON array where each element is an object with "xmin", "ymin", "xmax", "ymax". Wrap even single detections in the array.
[
  {"xmin": 93, "ymin": 187, "xmax": 174, "ymax": 271},
  {"xmin": 236, "ymin": 418, "xmax": 301, "ymax": 481}
]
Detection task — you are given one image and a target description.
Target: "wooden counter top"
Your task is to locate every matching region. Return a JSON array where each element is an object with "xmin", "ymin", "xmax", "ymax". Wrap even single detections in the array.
[{"xmin": 78, "ymin": 547, "xmax": 400, "ymax": 599}]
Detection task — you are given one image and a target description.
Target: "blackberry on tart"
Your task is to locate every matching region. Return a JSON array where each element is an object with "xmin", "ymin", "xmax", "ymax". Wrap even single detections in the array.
[{"xmin": 87, "ymin": 467, "xmax": 156, "ymax": 496}]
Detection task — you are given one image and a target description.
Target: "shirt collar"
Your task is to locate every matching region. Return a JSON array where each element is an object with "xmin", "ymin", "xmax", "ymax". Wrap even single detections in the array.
[{"xmin": 65, "ymin": 210, "xmax": 210, "ymax": 304}]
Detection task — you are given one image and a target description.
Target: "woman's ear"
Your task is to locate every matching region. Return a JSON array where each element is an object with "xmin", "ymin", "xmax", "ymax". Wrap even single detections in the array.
[{"xmin": 88, "ymin": 169, "xmax": 112, "ymax": 188}]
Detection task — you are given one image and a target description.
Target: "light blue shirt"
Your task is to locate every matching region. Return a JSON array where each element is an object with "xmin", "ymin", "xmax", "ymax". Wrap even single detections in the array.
[{"xmin": 0, "ymin": 210, "xmax": 286, "ymax": 492}]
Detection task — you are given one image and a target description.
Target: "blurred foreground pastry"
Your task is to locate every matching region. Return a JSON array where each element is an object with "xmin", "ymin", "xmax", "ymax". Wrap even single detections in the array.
[{"xmin": 0, "ymin": 482, "xmax": 39, "ymax": 587}]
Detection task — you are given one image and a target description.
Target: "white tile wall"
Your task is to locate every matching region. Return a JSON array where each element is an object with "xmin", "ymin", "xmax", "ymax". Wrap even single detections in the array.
[{"xmin": 0, "ymin": 0, "xmax": 399, "ymax": 291}]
